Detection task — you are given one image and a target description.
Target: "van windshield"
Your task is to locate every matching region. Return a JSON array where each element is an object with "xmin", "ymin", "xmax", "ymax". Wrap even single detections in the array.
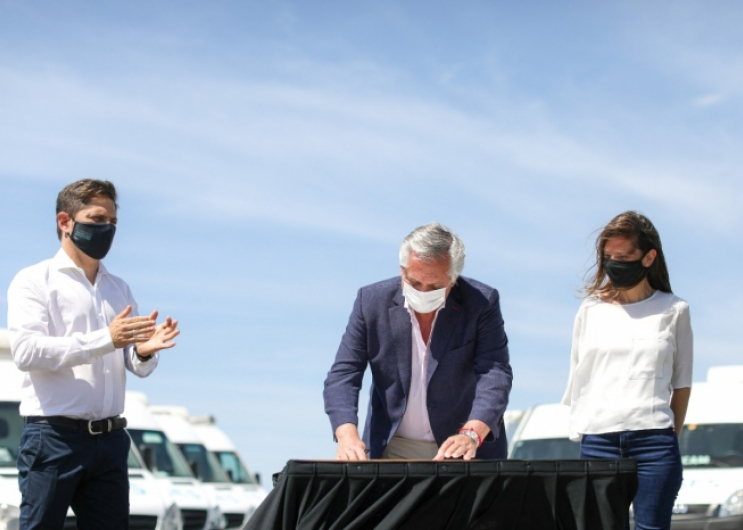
[
  {"xmin": 177, "ymin": 443, "xmax": 230, "ymax": 483},
  {"xmin": 127, "ymin": 446, "xmax": 144, "ymax": 469},
  {"xmin": 680, "ymin": 424, "xmax": 743, "ymax": 468},
  {"xmin": 510, "ymin": 438, "xmax": 581, "ymax": 460},
  {"xmin": 127, "ymin": 428, "xmax": 193, "ymax": 478},
  {"xmin": 215, "ymin": 451, "xmax": 256, "ymax": 484},
  {"xmin": 0, "ymin": 401, "xmax": 23, "ymax": 467}
]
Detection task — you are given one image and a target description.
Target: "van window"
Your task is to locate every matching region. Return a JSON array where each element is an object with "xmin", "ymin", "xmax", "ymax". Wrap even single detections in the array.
[
  {"xmin": 0, "ymin": 402, "xmax": 23, "ymax": 467},
  {"xmin": 177, "ymin": 444, "xmax": 230, "ymax": 483},
  {"xmin": 127, "ymin": 446, "xmax": 143, "ymax": 469},
  {"xmin": 511, "ymin": 438, "xmax": 581, "ymax": 460},
  {"xmin": 680, "ymin": 424, "xmax": 743, "ymax": 468},
  {"xmin": 127, "ymin": 428, "xmax": 193, "ymax": 478},
  {"xmin": 215, "ymin": 451, "xmax": 256, "ymax": 484}
]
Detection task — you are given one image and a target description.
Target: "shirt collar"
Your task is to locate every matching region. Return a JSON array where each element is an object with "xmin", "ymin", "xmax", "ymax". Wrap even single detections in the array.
[{"xmin": 52, "ymin": 248, "xmax": 109, "ymax": 277}]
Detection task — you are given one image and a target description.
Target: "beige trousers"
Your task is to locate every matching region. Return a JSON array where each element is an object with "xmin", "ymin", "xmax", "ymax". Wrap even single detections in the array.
[{"xmin": 380, "ymin": 436, "xmax": 439, "ymax": 460}]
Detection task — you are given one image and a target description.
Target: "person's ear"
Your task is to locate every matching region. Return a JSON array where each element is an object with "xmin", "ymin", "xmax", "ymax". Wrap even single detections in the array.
[
  {"xmin": 57, "ymin": 211, "xmax": 73, "ymax": 237},
  {"xmin": 643, "ymin": 249, "xmax": 657, "ymax": 268}
]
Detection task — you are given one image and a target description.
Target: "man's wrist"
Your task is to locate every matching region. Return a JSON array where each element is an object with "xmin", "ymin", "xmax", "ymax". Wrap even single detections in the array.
[
  {"xmin": 458, "ymin": 428, "xmax": 482, "ymax": 447},
  {"xmin": 134, "ymin": 346, "xmax": 152, "ymax": 362},
  {"xmin": 335, "ymin": 423, "xmax": 360, "ymax": 441}
]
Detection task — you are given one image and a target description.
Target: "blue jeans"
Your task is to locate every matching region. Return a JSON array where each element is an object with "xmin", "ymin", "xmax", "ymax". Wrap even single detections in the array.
[
  {"xmin": 17, "ymin": 423, "xmax": 131, "ymax": 530},
  {"xmin": 580, "ymin": 428, "xmax": 682, "ymax": 530}
]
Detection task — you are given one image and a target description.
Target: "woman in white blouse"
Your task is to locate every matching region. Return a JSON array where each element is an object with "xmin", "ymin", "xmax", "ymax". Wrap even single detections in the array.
[{"xmin": 562, "ymin": 211, "xmax": 692, "ymax": 530}]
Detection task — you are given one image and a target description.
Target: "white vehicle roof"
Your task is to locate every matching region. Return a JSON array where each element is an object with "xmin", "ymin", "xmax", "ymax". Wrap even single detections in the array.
[
  {"xmin": 124, "ymin": 392, "xmax": 166, "ymax": 431},
  {"xmin": 513, "ymin": 403, "xmax": 571, "ymax": 441},
  {"xmin": 503, "ymin": 409, "xmax": 524, "ymax": 427},
  {"xmin": 190, "ymin": 418, "xmax": 237, "ymax": 452},
  {"xmin": 150, "ymin": 405, "xmax": 190, "ymax": 420},
  {"xmin": 685, "ymin": 381, "xmax": 743, "ymax": 424},
  {"xmin": 149, "ymin": 406, "xmax": 203, "ymax": 444},
  {"xmin": 706, "ymin": 365, "xmax": 743, "ymax": 386}
]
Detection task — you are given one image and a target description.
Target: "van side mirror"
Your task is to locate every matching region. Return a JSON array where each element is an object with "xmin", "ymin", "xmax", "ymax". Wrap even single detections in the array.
[
  {"xmin": 140, "ymin": 445, "xmax": 156, "ymax": 472},
  {"xmin": 254, "ymin": 472, "xmax": 261, "ymax": 485},
  {"xmin": 226, "ymin": 469, "xmax": 234, "ymax": 482}
]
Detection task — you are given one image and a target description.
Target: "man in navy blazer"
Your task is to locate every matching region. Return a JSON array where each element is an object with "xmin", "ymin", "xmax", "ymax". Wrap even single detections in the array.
[{"xmin": 324, "ymin": 223, "xmax": 512, "ymax": 460}]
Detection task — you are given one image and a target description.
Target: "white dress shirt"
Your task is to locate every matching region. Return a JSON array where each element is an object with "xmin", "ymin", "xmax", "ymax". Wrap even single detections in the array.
[
  {"xmin": 395, "ymin": 302, "xmax": 442, "ymax": 442},
  {"xmin": 562, "ymin": 291, "xmax": 693, "ymax": 441},
  {"xmin": 7, "ymin": 249, "xmax": 158, "ymax": 420}
]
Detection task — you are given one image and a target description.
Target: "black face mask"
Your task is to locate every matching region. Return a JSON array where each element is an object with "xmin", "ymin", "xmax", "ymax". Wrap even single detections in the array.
[
  {"xmin": 604, "ymin": 254, "xmax": 648, "ymax": 289},
  {"xmin": 70, "ymin": 222, "xmax": 116, "ymax": 260}
]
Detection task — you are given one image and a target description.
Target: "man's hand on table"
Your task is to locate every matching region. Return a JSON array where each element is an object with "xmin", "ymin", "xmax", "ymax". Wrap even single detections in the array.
[
  {"xmin": 434, "ymin": 419, "xmax": 490, "ymax": 461},
  {"xmin": 335, "ymin": 423, "xmax": 368, "ymax": 461}
]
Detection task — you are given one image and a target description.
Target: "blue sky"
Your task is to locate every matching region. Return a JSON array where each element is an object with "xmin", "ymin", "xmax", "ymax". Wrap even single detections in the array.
[{"xmin": 2, "ymin": 1, "xmax": 743, "ymax": 485}]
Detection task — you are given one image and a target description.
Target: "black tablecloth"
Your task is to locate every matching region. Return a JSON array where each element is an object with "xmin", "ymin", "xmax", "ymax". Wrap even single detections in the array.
[{"xmin": 244, "ymin": 459, "xmax": 638, "ymax": 530}]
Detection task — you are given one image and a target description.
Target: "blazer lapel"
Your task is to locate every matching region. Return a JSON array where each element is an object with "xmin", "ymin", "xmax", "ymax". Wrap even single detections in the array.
[
  {"xmin": 428, "ymin": 285, "xmax": 464, "ymax": 384},
  {"xmin": 389, "ymin": 288, "xmax": 413, "ymax": 398}
]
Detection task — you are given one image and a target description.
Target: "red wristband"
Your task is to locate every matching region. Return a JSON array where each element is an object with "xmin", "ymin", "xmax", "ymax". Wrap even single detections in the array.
[{"xmin": 458, "ymin": 428, "xmax": 482, "ymax": 447}]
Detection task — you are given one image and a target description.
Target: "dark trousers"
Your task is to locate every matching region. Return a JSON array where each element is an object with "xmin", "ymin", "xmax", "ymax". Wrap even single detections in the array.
[
  {"xmin": 581, "ymin": 428, "xmax": 682, "ymax": 530},
  {"xmin": 17, "ymin": 423, "xmax": 131, "ymax": 530}
]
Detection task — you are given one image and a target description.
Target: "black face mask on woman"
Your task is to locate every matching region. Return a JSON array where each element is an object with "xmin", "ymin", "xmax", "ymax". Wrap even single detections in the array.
[
  {"xmin": 70, "ymin": 222, "xmax": 116, "ymax": 260},
  {"xmin": 604, "ymin": 254, "xmax": 648, "ymax": 289}
]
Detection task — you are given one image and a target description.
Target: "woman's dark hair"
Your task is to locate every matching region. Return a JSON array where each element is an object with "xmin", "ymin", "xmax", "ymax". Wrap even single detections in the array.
[
  {"xmin": 56, "ymin": 179, "xmax": 118, "ymax": 240},
  {"xmin": 583, "ymin": 211, "xmax": 672, "ymax": 297}
]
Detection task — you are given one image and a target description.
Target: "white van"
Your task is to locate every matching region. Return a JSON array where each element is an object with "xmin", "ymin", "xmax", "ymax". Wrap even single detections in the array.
[
  {"xmin": 508, "ymin": 403, "xmax": 580, "ymax": 460},
  {"xmin": 149, "ymin": 406, "xmax": 257, "ymax": 530},
  {"xmin": 189, "ymin": 415, "xmax": 267, "ymax": 513},
  {"xmin": 674, "ymin": 368, "xmax": 743, "ymax": 528},
  {"xmin": 0, "ymin": 329, "xmax": 176, "ymax": 530},
  {"xmin": 503, "ymin": 409, "xmax": 524, "ymax": 454},
  {"xmin": 124, "ymin": 392, "xmax": 218, "ymax": 530}
]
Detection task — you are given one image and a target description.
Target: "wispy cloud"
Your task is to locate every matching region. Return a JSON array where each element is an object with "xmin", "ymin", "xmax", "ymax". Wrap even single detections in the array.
[
  {"xmin": 693, "ymin": 94, "xmax": 724, "ymax": 107},
  {"xmin": 2, "ymin": 57, "xmax": 741, "ymax": 244}
]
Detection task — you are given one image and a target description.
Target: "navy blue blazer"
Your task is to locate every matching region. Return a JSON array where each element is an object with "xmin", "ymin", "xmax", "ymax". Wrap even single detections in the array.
[{"xmin": 323, "ymin": 276, "xmax": 513, "ymax": 459}]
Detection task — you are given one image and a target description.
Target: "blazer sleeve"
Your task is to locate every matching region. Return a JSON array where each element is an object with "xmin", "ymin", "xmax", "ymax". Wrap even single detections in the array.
[
  {"xmin": 323, "ymin": 288, "xmax": 369, "ymax": 436},
  {"xmin": 469, "ymin": 289, "xmax": 513, "ymax": 439}
]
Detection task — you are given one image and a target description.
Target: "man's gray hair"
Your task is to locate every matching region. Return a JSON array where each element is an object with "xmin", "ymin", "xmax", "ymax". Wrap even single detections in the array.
[{"xmin": 399, "ymin": 222, "xmax": 466, "ymax": 281}]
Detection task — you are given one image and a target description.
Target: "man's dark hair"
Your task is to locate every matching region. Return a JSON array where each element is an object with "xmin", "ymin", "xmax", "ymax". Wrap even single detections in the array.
[{"xmin": 56, "ymin": 180, "xmax": 118, "ymax": 240}]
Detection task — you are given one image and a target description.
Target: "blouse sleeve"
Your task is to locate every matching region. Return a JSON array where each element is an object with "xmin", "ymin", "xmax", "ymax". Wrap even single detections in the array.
[
  {"xmin": 561, "ymin": 308, "xmax": 583, "ymax": 406},
  {"xmin": 671, "ymin": 301, "xmax": 693, "ymax": 389}
]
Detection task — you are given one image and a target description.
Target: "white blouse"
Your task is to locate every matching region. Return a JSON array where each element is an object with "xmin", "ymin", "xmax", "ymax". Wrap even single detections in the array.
[{"xmin": 562, "ymin": 291, "xmax": 693, "ymax": 441}]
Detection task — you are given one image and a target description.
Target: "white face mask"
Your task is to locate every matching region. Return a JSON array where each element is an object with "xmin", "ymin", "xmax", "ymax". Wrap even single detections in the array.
[{"xmin": 403, "ymin": 281, "xmax": 447, "ymax": 314}]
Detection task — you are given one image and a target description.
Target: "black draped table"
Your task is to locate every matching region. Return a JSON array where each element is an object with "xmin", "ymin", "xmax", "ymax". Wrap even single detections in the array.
[{"xmin": 244, "ymin": 459, "xmax": 638, "ymax": 530}]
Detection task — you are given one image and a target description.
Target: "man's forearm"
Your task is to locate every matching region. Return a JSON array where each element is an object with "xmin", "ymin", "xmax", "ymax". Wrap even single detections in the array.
[{"xmin": 11, "ymin": 327, "xmax": 115, "ymax": 372}]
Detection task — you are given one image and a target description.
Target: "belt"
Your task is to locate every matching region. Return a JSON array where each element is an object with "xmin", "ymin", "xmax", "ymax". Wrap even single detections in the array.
[{"xmin": 25, "ymin": 415, "xmax": 128, "ymax": 435}]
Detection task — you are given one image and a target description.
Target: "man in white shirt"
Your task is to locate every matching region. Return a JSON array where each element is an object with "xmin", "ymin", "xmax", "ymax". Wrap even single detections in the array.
[{"xmin": 7, "ymin": 179, "xmax": 179, "ymax": 530}]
